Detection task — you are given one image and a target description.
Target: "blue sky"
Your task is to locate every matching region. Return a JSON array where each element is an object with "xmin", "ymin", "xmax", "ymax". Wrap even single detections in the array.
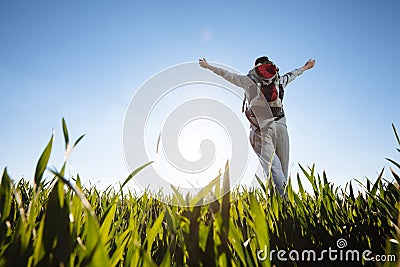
[{"xmin": 0, "ymin": 0, "xmax": 399, "ymax": 190}]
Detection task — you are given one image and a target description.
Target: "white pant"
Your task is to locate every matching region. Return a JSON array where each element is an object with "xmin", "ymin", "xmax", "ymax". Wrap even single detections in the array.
[{"xmin": 249, "ymin": 117, "xmax": 289, "ymax": 194}]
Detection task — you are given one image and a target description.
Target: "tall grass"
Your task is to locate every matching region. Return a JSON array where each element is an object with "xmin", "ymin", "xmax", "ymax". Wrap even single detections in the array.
[{"xmin": 0, "ymin": 119, "xmax": 399, "ymax": 266}]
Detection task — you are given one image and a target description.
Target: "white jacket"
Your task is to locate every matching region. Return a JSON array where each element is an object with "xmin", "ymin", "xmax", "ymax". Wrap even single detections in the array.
[{"xmin": 207, "ymin": 64, "xmax": 303, "ymax": 129}]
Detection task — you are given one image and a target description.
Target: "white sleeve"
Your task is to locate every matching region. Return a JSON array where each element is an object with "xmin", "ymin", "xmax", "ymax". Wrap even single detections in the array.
[
  {"xmin": 207, "ymin": 65, "xmax": 252, "ymax": 90},
  {"xmin": 280, "ymin": 68, "xmax": 304, "ymax": 88}
]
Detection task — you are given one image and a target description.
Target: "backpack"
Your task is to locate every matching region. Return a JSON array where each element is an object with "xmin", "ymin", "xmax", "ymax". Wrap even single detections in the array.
[{"xmin": 242, "ymin": 62, "xmax": 285, "ymax": 128}]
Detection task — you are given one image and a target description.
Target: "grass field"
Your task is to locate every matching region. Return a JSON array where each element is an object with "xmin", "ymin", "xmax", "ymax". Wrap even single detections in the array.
[{"xmin": 0, "ymin": 119, "xmax": 399, "ymax": 266}]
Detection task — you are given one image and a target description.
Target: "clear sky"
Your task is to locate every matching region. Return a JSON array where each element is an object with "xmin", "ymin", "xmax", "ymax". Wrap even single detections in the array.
[{"xmin": 1, "ymin": 0, "xmax": 399, "ymax": 191}]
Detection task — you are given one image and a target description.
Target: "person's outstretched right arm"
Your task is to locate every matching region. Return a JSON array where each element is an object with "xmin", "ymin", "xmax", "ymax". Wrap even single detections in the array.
[
  {"xmin": 199, "ymin": 58, "xmax": 252, "ymax": 89},
  {"xmin": 280, "ymin": 59, "xmax": 316, "ymax": 88}
]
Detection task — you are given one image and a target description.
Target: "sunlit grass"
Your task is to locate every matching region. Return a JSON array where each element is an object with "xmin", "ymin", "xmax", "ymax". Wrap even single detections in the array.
[{"xmin": 0, "ymin": 119, "xmax": 399, "ymax": 266}]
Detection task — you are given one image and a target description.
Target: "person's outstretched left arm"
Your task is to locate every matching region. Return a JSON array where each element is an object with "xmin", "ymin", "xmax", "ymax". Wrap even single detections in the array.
[{"xmin": 280, "ymin": 59, "xmax": 316, "ymax": 88}]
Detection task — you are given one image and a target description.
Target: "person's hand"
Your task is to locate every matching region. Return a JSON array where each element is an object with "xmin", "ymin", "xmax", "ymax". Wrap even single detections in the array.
[
  {"xmin": 302, "ymin": 59, "xmax": 316, "ymax": 71},
  {"xmin": 199, "ymin": 58, "xmax": 210, "ymax": 69}
]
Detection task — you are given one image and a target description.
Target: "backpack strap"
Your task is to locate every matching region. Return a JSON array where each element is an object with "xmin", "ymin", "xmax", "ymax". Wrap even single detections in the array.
[
  {"xmin": 278, "ymin": 83, "xmax": 284, "ymax": 100},
  {"xmin": 277, "ymin": 73, "xmax": 284, "ymax": 101},
  {"xmin": 241, "ymin": 93, "xmax": 247, "ymax": 113}
]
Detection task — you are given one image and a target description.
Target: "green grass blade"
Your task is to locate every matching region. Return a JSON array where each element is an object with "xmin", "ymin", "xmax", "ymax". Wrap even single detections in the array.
[
  {"xmin": 387, "ymin": 158, "xmax": 400, "ymax": 170},
  {"xmin": 255, "ymin": 174, "xmax": 266, "ymax": 193},
  {"xmin": 83, "ymin": 214, "xmax": 110, "ymax": 266},
  {"xmin": 392, "ymin": 123, "xmax": 400, "ymax": 146},
  {"xmin": 120, "ymin": 161, "xmax": 153, "ymax": 190},
  {"xmin": 109, "ymin": 229, "xmax": 130, "ymax": 266},
  {"xmin": 99, "ymin": 202, "xmax": 117, "ymax": 244},
  {"xmin": 221, "ymin": 161, "xmax": 230, "ymax": 222},
  {"xmin": 49, "ymin": 168, "xmax": 95, "ymax": 217},
  {"xmin": 190, "ymin": 172, "xmax": 221, "ymax": 206},
  {"xmin": 62, "ymin": 117, "xmax": 69, "ymax": 150},
  {"xmin": 0, "ymin": 168, "xmax": 12, "ymax": 222},
  {"xmin": 171, "ymin": 185, "xmax": 186, "ymax": 206},
  {"xmin": 34, "ymin": 134, "xmax": 53, "ymax": 191},
  {"xmin": 389, "ymin": 167, "xmax": 400, "ymax": 185},
  {"xmin": 73, "ymin": 134, "xmax": 86, "ymax": 148},
  {"xmin": 145, "ymin": 212, "xmax": 164, "ymax": 253}
]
